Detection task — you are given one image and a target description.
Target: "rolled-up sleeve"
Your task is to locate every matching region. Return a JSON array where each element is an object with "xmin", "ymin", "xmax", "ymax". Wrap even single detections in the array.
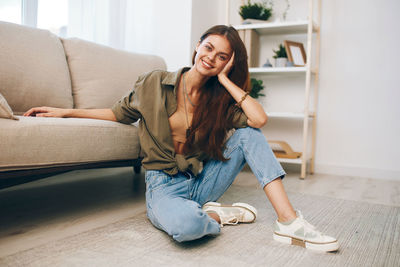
[
  {"xmin": 112, "ymin": 74, "xmax": 149, "ymax": 124},
  {"xmin": 111, "ymin": 90, "xmax": 142, "ymax": 124},
  {"xmin": 231, "ymin": 107, "xmax": 248, "ymax": 129}
]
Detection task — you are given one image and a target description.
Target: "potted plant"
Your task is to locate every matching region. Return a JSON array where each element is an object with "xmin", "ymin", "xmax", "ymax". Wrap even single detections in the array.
[
  {"xmin": 273, "ymin": 44, "xmax": 288, "ymax": 67},
  {"xmin": 239, "ymin": 0, "xmax": 273, "ymax": 24},
  {"xmin": 250, "ymin": 78, "xmax": 265, "ymax": 99}
]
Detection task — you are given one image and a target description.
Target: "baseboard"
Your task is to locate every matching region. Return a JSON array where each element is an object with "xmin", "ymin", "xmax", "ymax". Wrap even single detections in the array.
[{"xmin": 315, "ymin": 163, "xmax": 400, "ymax": 181}]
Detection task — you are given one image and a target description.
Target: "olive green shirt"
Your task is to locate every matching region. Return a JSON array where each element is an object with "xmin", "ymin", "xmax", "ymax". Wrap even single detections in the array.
[{"xmin": 111, "ymin": 67, "xmax": 248, "ymax": 175}]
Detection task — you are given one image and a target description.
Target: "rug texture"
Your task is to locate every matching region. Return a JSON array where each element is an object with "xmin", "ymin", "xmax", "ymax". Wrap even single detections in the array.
[{"xmin": 1, "ymin": 184, "xmax": 399, "ymax": 267}]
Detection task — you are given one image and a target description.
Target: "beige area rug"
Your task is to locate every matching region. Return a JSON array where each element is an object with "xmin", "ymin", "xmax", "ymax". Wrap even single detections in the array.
[{"xmin": 1, "ymin": 184, "xmax": 399, "ymax": 267}]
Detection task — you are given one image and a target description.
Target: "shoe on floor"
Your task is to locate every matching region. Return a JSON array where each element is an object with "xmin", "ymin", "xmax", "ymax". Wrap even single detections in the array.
[
  {"xmin": 202, "ymin": 202, "xmax": 257, "ymax": 227},
  {"xmin": 273, "ymin": 210, "xmax": 339, "ymax": 252}
]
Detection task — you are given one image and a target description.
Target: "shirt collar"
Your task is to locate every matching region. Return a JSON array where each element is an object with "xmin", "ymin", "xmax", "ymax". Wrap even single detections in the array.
[{"xmin": 161, "ymin": 67, "xmax": 191, "ymax": 87}]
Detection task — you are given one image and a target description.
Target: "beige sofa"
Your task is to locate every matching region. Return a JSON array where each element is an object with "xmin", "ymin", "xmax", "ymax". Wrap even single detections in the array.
[{"xmin": 0, "ymin": 21, "xmax": 166, "ymax": 188}]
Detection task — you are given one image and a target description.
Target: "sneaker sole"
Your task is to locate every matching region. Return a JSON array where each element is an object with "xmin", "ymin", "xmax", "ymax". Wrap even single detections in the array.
[
  {"xmin": 273, "ymin": 232, "xmax": 339, "ymax": 252},
  {"xmin": 203, "ymin": 202, "xmax": 257, "ymax": 223}
]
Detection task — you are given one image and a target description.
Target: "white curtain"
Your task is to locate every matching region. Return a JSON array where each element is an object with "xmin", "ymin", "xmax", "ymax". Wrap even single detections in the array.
[{"xmin": 67, "ymin": 0, "xmax": 192, "ymax": 70}]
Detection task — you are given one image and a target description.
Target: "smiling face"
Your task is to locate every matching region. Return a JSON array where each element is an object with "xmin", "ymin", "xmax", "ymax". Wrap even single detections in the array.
[{"xmin": 193, "ymin": 34, "xmax": 233, "ymax": 77}]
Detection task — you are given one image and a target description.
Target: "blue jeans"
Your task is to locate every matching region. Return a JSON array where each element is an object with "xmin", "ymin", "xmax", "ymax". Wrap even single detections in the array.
[{"xmin": 145, "ymin": 127, "xmax": 285, "ymax": 242}]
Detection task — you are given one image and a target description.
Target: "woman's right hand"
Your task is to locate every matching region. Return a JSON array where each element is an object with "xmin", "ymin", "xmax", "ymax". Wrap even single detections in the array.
[{"xmin": 23, "ymin": 106, "xmax": 69, "ymax": 118}]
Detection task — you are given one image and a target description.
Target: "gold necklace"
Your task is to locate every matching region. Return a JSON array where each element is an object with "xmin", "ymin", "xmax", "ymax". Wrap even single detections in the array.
[
  {"xmin": 185, "ymin": 85, "xmax": 197, "ymax": 107},
  {"xmin": 182, "ymin": 73, "xmax": 192, "ymax": 138}
]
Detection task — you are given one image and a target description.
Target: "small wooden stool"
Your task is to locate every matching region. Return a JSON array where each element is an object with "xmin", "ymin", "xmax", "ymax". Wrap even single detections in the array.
[{"xmin": 269, "ymin": 140, "xmax": 302, "ymax": 159}]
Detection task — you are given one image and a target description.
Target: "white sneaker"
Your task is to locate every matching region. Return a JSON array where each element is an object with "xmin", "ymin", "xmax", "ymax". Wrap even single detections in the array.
[
  {"xmin": 202, "ymin": 202, "xmax": 257, "ymax": 227},
  {"xmin": 273, "ymin": 210, "xmax": 339, "ymax": 252}
]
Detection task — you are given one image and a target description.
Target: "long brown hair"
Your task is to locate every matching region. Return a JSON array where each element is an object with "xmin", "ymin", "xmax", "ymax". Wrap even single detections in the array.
[{"xmin": 183, "ymin": 25, "xmax": 250, "ymax": 161}]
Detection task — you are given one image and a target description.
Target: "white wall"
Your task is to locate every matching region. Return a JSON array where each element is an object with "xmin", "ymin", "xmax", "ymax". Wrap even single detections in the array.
[
  {"xmin": 190, "ymin": 0, "xmax": 226, "ymax": 64},
  {"xmin": 316, "ymin": 0, "xmax": 400, "ymax": 180},
  {"xmin": 202, "ymin": 0, "xmax": 400, "ymax": 180},
  {"xmin": 123, "ymin": 0, "xmax": 192, "ymax": 71}
]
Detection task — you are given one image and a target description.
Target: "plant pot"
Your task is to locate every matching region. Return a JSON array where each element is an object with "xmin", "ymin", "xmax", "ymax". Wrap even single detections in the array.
[
  {"xmin": 275, "ymin": 57, "xmax": 287, "ymax": 68},
  {"xmin": 242, "ymin": 18, "xmax": 269, "ymax": 25}
]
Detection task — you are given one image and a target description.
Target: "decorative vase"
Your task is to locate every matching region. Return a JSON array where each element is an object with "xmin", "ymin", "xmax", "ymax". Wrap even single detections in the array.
[
  {"xmin": 275, "ymin": 57, "xmax": 288, "ymax": 67},
  {"xmin": 286, "ymin": 61, "xmax": 294, "ymax": 67},
  {"xmin": 262, "ymin": 59, "xmax": 273, "ymax": 67}
]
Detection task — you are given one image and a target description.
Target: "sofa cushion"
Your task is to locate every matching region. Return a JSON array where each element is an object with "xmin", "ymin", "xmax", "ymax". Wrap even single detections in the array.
[
  {"xmin": 0, "ymin": 116, "xmax": 140, "ymax": 171},
  {"xmin": 0, "ymin": 22, "xmax": 73, "ymax": 114},
  {"xmin": 61, "ymin": 38, "xmax": 167, "ymax": 109},
  {"xmin": 0, "ymin": 93, "xmax": 19, "ymax": 120}
]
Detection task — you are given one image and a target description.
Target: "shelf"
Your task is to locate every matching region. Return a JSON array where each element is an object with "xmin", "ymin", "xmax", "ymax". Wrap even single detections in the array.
[
  {"xmin": 228, "ymin": 0, "xmax": 321, "ymax": 179},
  {"xmin": 233, "ymin": 20, "xmax": 319, "ymax": 35},
  {"xmin": 266, "ymin": 112, "xmax": 315, "ymax": 119},
  {"xmin": 277, "ymin": 157, "xmax": 311, "ymax": 164},
  {"xmin": 277, "ymin": 157, "xmax": 302, "ymax": 164},
  {"xmin": 250, "ymin": 67, "xmax": 317, "ymax": 74}
]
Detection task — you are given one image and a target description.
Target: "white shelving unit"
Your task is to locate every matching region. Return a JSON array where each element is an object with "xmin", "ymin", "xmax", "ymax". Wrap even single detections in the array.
[
  {"xmin": 230, "ymin": 0, "xmax": 321, "ymax": 179},
  {"xmin": 267, "ymin": 111, "xmax": 315, "ymax": 119},
  {"xmin": 251, "ymin": 67, "xmax": 305, "ymax": 73},
  {"xmin": 234, "ymin": 20, "xmax": 319, "ymax": 35}
]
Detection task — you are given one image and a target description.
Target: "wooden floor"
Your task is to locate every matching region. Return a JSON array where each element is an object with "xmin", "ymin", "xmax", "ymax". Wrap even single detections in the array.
[{"xmin": 1, "ymin": 166, "xmax": 399, "ymax": 258}]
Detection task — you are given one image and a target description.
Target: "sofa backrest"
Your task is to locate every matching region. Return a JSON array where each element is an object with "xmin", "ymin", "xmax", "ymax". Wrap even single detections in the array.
[
  {"xmin": 0, "ymin": 21, "xmax": 73, "ymax": 114},
  {"xmin": 61, "ymin": 38, "xmax": 167, "ymax": 109}
]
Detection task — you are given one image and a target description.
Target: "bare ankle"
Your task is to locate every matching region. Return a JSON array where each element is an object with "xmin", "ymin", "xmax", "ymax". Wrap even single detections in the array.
[
  {"xmin": 278, "ymin": 212, "xmax": 297, "ymax": 223},
  {"xmin": 206, "ymin": 211, "xmax": 221, "ymax": 223}
]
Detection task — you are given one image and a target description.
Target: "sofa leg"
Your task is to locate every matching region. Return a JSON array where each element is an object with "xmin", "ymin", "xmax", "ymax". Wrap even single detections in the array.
[{"xmin": 133, "ymin": 165, "xmax": 141, "ymax": 174}]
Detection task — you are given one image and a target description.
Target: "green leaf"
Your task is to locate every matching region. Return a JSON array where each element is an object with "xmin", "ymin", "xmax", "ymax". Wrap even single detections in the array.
[
  {"xmin": 250, "ymin": 78, "xmax": 265, "ymax": 99},
  {"xmin": 239, "ymin": 0, "xmax": 273, "ymax": 21},
  {"xmin": 273, "ymin": 43, "xmax": 287, "ymax": 59}
]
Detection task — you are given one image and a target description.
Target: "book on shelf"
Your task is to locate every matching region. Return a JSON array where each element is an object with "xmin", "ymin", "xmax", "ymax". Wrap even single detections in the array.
[{"xmin": 238, "ymin": 29, "xmax": 259, "ymax": 68}]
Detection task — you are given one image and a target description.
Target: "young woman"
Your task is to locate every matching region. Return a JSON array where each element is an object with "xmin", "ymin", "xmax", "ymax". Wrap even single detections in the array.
[{"xmin": 24, "ymin": 25, "xmax": 339, "ymax": 252}]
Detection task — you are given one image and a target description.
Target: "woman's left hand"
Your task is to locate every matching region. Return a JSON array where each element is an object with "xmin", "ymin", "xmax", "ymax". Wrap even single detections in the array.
[{"xmin": 218, "ymin": 53, "xmax": 235, "ymax": 81}]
